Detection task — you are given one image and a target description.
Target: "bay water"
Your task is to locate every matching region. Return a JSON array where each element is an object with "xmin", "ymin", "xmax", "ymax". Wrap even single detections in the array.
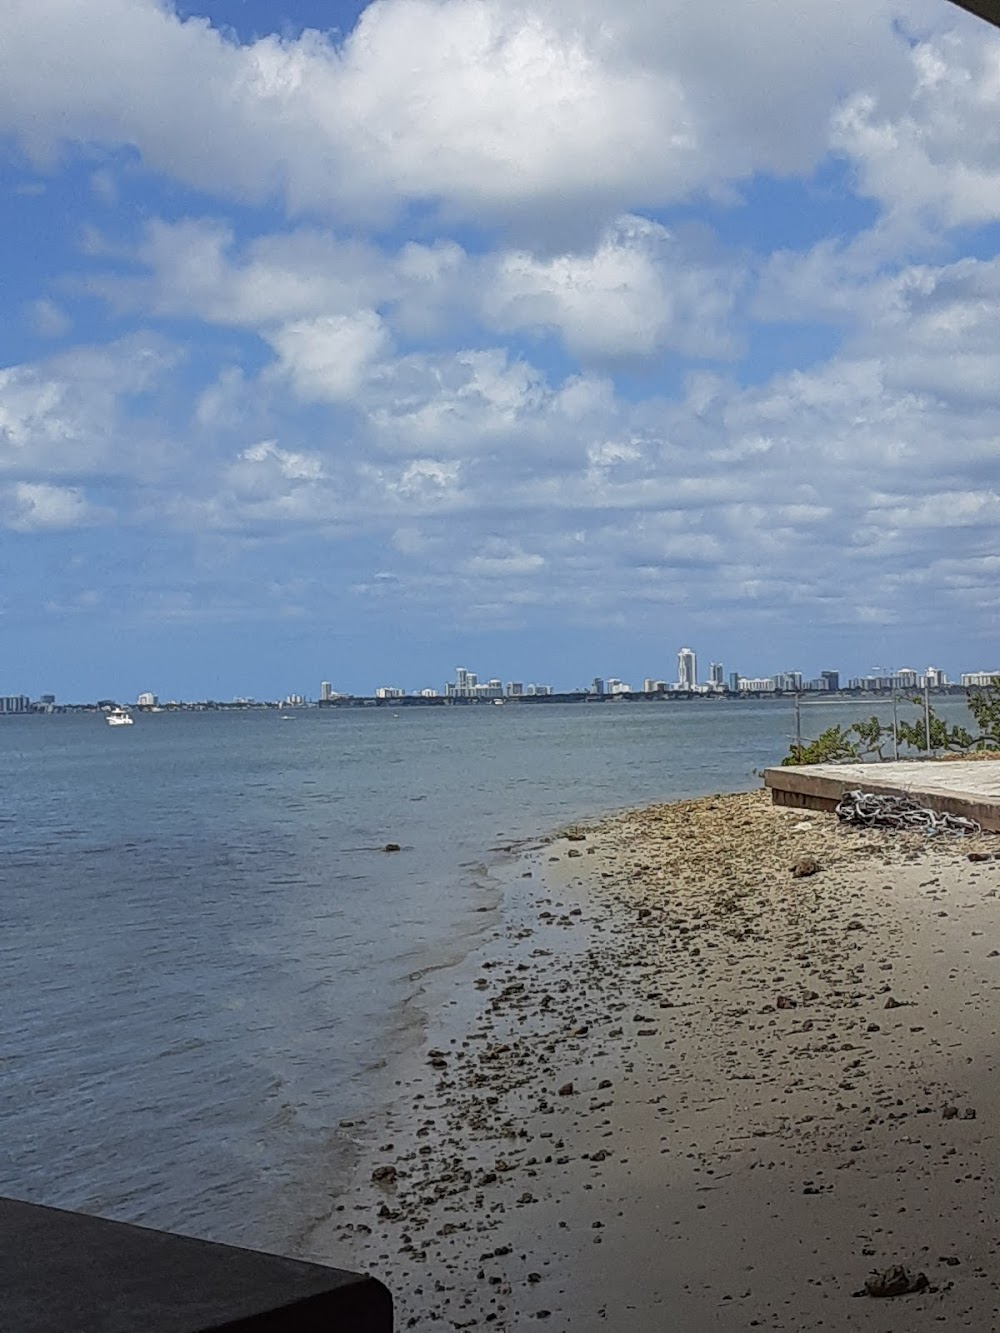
[{"xmin": 0, "ymin": 696, "xmax": 975, "ymax": 1253}]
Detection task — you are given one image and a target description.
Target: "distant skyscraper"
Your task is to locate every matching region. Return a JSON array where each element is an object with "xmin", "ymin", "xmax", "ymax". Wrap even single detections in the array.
[
  {"xmin": 821, "ymin": 670, "xmax": 839, "ymax": 693},
  {"xmin": 728, "ymin": 671, "xmax": 740, "ymax": 694},
  {"xmin": 320, "ymin": 681, "xmax": 333, "ymax": 702},
  {"xmin": 591, "ymin": 677, "xmax": 604, "ymax": 697},
  {"xmin": 709, "ymin": 662, "xmax": 724, "ymax": 687},
  {"xmin": 677, "ymin": 647, "xmax": 697, "ymax": 690}
]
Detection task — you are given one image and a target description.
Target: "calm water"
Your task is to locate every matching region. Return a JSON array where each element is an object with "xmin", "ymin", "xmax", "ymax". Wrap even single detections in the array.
[{"xmin": 0, "ymin": 697, "xmax": 974, "ymax": 1250}]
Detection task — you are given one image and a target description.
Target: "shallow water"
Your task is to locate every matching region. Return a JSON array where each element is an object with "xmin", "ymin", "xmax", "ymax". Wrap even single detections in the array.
[{"xmin": 0, "ymin": 696, "xmax": 974, "ymax": 1250}]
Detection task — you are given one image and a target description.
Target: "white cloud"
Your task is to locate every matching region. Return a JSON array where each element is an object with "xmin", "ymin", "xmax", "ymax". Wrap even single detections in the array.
[
  {"xmin": 0, "ymin": 0, "xmax": 923, "ymax": 233},
  {"xmin": 0, "ymin": 335, "xmax": 179, "ymax": 477},
  {"xmin": 266, "ymin": 310, "xmax": 389, "ymax": 403},
  {"xmin": 832, "ymin": 28, "xmax": 1000, "ymax": 230},
  {"xmin": 91, "ymin": 212, "xmax": 744, "ymax": 366},
  {"xmin": 92, "ymin": 219, "xmax": 387, "ymax": 328},
  {"xmin": 1, "ymin": 481, "xmax": 101, "ymax": 531},
  {"xmin": 484, "ymin": 216, "xmax": 740, "ymax": 360},
  {"xmin": 27, "ymin": 298, "xmax": 71, "ymax": 337}
]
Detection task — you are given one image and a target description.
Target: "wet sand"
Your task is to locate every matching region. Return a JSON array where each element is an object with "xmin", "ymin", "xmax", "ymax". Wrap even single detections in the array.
[{"xmin": 312, "ymin": 788, "xmax": 1000, "ymax": 1331}]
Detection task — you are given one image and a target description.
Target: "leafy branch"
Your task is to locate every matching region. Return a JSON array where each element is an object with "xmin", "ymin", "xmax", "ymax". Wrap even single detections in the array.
[{"xmin": 782, "ymin": 677, "xmax": 1000, "ymax": 765}]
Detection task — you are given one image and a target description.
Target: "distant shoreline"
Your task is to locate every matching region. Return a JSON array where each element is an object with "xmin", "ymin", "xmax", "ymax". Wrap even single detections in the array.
[{"xmin": 8, "ymin": 686, "xmax": 979, "ymax": 714}]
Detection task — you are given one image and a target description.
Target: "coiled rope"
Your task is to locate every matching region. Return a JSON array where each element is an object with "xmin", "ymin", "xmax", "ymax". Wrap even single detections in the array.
[{"xmin": 835, "ymin": 789, "xmax": 981, "ymax": 836}]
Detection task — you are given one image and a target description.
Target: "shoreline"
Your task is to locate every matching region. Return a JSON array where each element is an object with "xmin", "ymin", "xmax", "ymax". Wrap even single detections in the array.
[{"xmin": 310, "ymin": 788, "xmax": 1000, "ymax": 1330}]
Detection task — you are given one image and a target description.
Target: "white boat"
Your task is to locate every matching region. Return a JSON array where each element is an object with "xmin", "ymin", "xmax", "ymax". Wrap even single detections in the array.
[{"xmin": 105, "ymin": 707, "xmax": 134, "ymax": 727}]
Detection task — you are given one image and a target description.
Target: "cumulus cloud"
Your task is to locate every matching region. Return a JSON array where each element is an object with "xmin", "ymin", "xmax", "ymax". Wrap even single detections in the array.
[
  {"xmin": 90, "ymin": 213, "xmax": 742, "ymax": 366},
  {"xmin": 1, "ymin": 481, "xmax": 102, "ymax": 531},
  {"xmin": 266, "ymin": 311, "xmax": 389, "ymax": 403},
  {"xmin": 91, "ymin": 219, "xmax": 389, "ymax": 328},
  {"xmin": 0, "ymin": 335, "xmax": 180, "ymax": 478},
  {"xmin": 484, "ymin": 216, "xmax": 740, "ymax": 361},
  {"xmin": 833, "ymin": 27, "xmax": 1000, "ymax": 230},
  {"xmin": 0, "ymin": 0, "xmax": 926, "ymax": 233}
]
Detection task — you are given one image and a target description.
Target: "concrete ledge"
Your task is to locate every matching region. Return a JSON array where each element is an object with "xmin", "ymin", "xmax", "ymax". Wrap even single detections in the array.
[
  {"xmin": 764, "ymin": 760, "xmax": 1000, "ymax": 833},
  {"xmin": 0, "ymin": 1197, "xmax": 392, "ymax": 1332}
]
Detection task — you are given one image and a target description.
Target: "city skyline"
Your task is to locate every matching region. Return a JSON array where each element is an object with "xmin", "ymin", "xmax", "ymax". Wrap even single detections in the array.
[{"xmin": 6, "ymin": 650, "xmax": 999, "ymax": 709}]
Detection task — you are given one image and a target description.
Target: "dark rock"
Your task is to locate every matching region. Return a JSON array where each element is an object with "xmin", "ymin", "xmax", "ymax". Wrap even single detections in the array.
[
  {"xmin": 791, "ymin": 857, "xmax": 820, "ymax": 878},
  {"xmin": 557, "ymin": 1082, "xmax": 574, "ymax": 1096},
  {"xmin": 383, "ymin": 843, "xmax": 401, "ymax": 853},
  {"xmin": 776, "ymin": 995, "xmax": 797, "ymax": 1009},
  {"xmin": 884, "ymin": 997, "xmax": 904, "ymax": 1009},
  {"xmin": 862, "ymin": 1266, "xmax": 928, "ymax": 1297},
  {"xmin": 968, "ymin": 852, "xmax": 993, "ymax": 863},
  {"xmin": 371, "ymin": 1165, "xmax": 398, "ymax": 1184}
]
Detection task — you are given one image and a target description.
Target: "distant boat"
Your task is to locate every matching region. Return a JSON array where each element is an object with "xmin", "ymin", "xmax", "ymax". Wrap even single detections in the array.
[{"xmin": 105, "ymin": 707, "xmax": 134, "ymax": 727}]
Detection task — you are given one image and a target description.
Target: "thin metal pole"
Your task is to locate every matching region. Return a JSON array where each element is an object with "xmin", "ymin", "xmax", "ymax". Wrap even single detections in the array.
[
  {"xmin": 892, "ymin": 690, "xmax": 899, "ymax": 761},
  {"xmin": 795, "ymin": 692, "xmax": 802, "ymax": 761},
  {"xmin": 924, "ymin": 678, "xmax": 932, "ymax": 754}
]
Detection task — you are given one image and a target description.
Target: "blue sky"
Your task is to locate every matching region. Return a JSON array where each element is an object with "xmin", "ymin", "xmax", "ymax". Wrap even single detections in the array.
[{"xmin": 2, "ymin": 0, "xmax": 999, "ymax": 700}]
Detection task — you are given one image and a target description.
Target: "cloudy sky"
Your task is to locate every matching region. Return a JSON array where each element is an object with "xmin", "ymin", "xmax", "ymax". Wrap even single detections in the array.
[{"xmin": 2, "ymin": 0, "xmax": 999, "ymax": 700}]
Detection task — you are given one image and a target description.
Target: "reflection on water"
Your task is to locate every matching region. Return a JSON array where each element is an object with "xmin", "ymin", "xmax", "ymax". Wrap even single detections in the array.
[{"xmin": 0, "ymin": 697, "xmax": 974, "ymax": 1249}]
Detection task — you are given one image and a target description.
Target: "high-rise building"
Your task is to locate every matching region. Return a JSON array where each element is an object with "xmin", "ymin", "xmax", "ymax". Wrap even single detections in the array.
[
  {"xmin": 774, "ymin": 671, "xmax": 803, "ymax": 693},
  {"xmin": 709, "ymin": 662, "xmax": 724, "ymax": 687},
  {"xmin": 821, "ymin": 670, "xmax": 839, "ymax": 693},
  {"xmin": 591, "ymin": 677, "xmax": 604, "ymax": 697},
  {"xmin": 137, "ymin": 692, "xmax": 158, "ymax": 708},
  {"xmin": 961, "ymin": 671, "xmax": 1000, "ymax": 687},
  {"xmin": 320, "ymin": 681, "xmax": 333, "ymax": 702},
  {"xmin": 728, "ymin": 671, "xmax": 740, "ymax": 693},
  {"xmin": 677, "ymin": 648, "xmax": 697, "ymax": 690}
]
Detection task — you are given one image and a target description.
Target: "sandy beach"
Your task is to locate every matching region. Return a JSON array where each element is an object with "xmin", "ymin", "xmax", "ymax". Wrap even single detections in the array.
[{"xmin": 313, "ymin": 788, "xmax": 1000, "ymax": 1331}]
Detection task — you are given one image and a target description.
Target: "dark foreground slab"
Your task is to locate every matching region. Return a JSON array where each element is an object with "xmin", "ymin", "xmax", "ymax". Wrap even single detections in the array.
[
  {"xmin": 0, "ymin": 1197, "xmax": 392, "ymax": 1332},
  {"xmin": 764, "ymin": 759, "xmax": 1000, "ymax": 833}
]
